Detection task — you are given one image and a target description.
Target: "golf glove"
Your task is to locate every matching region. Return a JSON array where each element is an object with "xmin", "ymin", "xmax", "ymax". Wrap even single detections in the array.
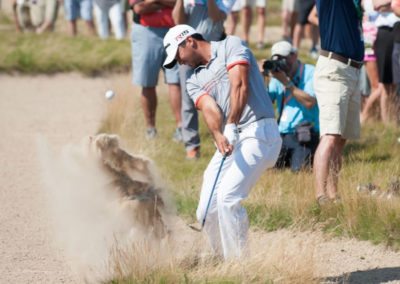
[{"xmin": 223, "ymin": 123, "xmax": 239, "ymax": 146}]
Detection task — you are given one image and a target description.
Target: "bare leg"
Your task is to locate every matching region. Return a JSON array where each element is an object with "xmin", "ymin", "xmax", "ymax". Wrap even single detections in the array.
[
  {"xmin": 85, "ymin": 19, "xmax": 96, "ymax": 36},
  {"xmin": 241, "ymin": 6, "xmax": 252, "ymax": 43},
  {"xmin": 292, "ymin": 23, "xmax": 304, "ymax": 49},
  {"xmin": 380, "ymin": 83, "xmax": 395, "ymax": 124},
  {"xmin": 256, "ymin": 7, "xmax": 265, "ymax": 45},
  {"xmin": 168, "ymin": 83, "xmax": 182, "ymax": 127},
  {"xmin": 314, "ymin": 135, "xmax": 346, "ymax": 200},
  {"xmin": 141, "ymin": 87, "xmax": 157, "ymax": 128},
  {"xmin": 69, "ymin": 20, "xmax": 77, "ymax": 36},
  {"xmin": 226, "ymin": 11, "xmax": 239, "ymax": 35},
  {"xmin": 361, "ymin": 60, "xmax": 382, "ymax": 123}
]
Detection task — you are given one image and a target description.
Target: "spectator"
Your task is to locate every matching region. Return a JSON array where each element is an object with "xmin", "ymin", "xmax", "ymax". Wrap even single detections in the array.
[
  {"xmin": 64, "ymin": 0, "xmax": 96, "ymax": 36},
  {"xmin": 391, "ymin": 0, "xmax": 400, "ymax": 105},
  {"xmin": 360, "ymin": 0, "xmax": 383, "ymax": 123},
  {"xmin": 93, "ymin": 0, "xmax": 126, "ymax": 39},
  {"xmin": 373, "ymin": 0, "xmax": 400, "ymax": 123},
  {"xmin": 130, "ymin": 0, "xmax": 182, "ymax": 140},
  {"xmin": 226, "ymin": 0, "xmax": 267, "ymax": 49},
  {"xmin": 13, "ymin": 0, "xmax": 59, "ymax": 33},
  {"xmin": 266, "ymin": 41, "xmax": 319, "ymax": 172},
  {"xmin": 281, "ymin": 0, "xmax": 296, "ymax": 42},
  {"xmin": 313, "ymin": 0, "xmax": 364, "ymax": 205},
  {"xmin": 163, "ymin": 25, "xmax": 281, "ymax": 259},
  {"xmin": 172, "ymin": 0, "xmax": 235, "ymax": 159}
]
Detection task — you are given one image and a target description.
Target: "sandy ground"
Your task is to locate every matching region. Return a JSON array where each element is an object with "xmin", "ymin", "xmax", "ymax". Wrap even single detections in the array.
[{"xmin": 1, "ymin": 73, "xmax": 400, "ymax": 284}]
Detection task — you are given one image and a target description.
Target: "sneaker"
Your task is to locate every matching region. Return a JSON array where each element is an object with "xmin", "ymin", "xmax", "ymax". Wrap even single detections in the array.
[
  {"xmin": 146, "ymin": 127, "xmax": 157, "ymax": 140},
  {"xmin": 256, "ymin": 41, "xmax": 265, "ymax": 50},
  {"xmin": 172, "ymin": 127, "xmax": 183, "ymax": 142},
  {"xmin": 186, "ymin": 146, "xmax": 200, "ymax": 160},
  {"xmin": 309, "ymin": 47, "xmax": 319, "ymax": 60}
]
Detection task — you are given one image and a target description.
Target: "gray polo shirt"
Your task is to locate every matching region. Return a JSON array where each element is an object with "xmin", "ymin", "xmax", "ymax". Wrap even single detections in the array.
[{"xmin": 186, "ymin": 36, "xmax": 275, "ymax": 129}]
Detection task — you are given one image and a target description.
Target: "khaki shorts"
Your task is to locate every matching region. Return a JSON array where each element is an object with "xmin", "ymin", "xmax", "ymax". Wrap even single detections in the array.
[
  {"xmin": 282, "ymin": 0, "xmax": 295, "ymax": 12},
  {"xmin": 29, "ymin": 0, "xmax": 59, "ymax": 26},
  {"xmin": 314, "ymin": 55, "xmax": 361, "ymax": 140}
]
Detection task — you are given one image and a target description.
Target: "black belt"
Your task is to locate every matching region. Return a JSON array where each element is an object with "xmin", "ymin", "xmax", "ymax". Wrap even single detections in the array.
[{"xmin": 320, "ymin": 50, "xmax": 363, "ymax": 69}]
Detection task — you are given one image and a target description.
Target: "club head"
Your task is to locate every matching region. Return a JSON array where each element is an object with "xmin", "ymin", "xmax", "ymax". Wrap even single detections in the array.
[{"xmin": 188, "ymin": 223, "xmax": 202, "ymax": 232}]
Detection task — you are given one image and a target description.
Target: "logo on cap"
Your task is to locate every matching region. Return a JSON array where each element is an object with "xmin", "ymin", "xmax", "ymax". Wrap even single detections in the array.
[{"xmin": 175, "ymin": 30, "xmax": 190, "ymax": 42}]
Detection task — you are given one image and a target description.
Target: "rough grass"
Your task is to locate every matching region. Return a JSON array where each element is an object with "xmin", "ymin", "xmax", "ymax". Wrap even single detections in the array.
[{"xmin": 99, "ymin": 82, "xmax": 400, "ymax": 253}]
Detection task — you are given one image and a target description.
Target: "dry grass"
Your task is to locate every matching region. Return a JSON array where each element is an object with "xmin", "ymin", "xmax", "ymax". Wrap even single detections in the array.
[{"xmin": 97, "ymin": 80, "xmax": 400, "ymax": 282}]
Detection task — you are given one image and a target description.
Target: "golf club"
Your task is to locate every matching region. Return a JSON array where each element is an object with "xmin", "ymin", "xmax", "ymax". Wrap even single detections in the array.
[{"xmin": 188, "ymin": 154, "xmax": 227, "ymax": 232}]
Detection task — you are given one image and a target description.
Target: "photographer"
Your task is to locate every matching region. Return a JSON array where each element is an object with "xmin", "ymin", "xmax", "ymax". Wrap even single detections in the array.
[{"xmin": 265, "ymin": 41, "xmax": 319, "ymax": 172}]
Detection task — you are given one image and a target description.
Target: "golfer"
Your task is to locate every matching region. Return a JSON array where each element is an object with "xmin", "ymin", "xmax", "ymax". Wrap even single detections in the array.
[{"xmin": 163, "ymin": 25, "xmax": 282, "ymax": 260}]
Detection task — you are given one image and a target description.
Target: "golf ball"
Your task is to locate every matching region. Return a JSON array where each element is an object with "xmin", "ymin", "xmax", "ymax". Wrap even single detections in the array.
[{"xmin": 105, "ymin": 90, "xmax": 115, "ymax": 100}]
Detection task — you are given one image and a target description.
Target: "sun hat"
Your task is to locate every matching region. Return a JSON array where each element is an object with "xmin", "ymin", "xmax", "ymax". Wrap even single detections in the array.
[{"xmin": 163, "ymin": 24, "xmax": 197, "ymax": 69}]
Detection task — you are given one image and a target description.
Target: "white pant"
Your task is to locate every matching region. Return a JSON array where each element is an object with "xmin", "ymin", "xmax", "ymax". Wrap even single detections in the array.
[
  {"xmin": 93, "ymin": 2, "xmax": 125, "ymax": 40},
  {"xmin": 196, "ymin": 118, "xmax": 282, "ymax": 260}
]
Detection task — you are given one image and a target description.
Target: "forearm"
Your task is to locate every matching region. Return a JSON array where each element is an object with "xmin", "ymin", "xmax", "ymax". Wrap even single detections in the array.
[
  {"xmin": 172, "ymin": 0, "xmax": 187, "ymax": 23},
  {"xmin": 133, "ymin": 1, "xmax": 163, "ymax": 14},
  {"xmin": 207, "ymin": 0, "xmax": 226, "ymax": 22},
  {"xmin": 227, "ymin": 83, "xmax": 248, "ymax": 124},
  {"xmin": 157, "ymin": 0, "xmax": 176, "ymax": 8},
  {"xmin": 287, "ymin": 85, "xmax": 316, "ymax": 109}
]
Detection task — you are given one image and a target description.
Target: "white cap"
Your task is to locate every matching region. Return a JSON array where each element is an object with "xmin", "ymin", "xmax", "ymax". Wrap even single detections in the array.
[
  {"xmin": 271, "ymin": 41, "xmax": 297, "ymax": 58},
  {"xmin": 163, "ymin": 24, "xmax": 197, "ymax": 69}
]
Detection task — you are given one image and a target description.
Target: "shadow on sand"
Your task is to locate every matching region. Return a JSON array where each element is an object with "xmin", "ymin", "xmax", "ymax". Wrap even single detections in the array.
[{"xmin": 322, "ymin": 266, "xmax": 400, "ymax": 284}]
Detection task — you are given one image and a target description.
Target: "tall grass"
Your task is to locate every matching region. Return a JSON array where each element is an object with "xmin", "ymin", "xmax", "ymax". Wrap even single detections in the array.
[{"xmin": 99, "ymin": 81, "xmax": 400, "ymax": 254}]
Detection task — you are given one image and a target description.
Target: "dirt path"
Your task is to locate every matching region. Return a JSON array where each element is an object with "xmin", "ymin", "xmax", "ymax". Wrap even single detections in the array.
[{"xmin": 1, "ymin": 74, "xmax": 400, "ymax": 283}]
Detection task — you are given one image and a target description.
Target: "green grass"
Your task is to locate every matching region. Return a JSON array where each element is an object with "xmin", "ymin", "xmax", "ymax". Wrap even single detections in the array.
[{"xmin": 0, "ymin": 12, "xmax": 131, "ymax": 75}]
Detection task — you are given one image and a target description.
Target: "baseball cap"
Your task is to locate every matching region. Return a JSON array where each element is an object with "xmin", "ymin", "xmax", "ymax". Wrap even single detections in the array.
[
  {"xmin": 271, "ymin": 41, "xmax": 297, "ymax": 58},
  {"xmin": 163, "ymin": 24, "xmax": 197, "ymax": 69}
]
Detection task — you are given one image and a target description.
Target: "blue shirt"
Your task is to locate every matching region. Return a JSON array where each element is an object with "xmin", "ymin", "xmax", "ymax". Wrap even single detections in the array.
[
  {"xmin": 268, "ymin": 63, "xmax": 319, "ymax": 134},
  {"xmin": 316, "ymin": 0, "xmax": 364, "ymax": 61}
]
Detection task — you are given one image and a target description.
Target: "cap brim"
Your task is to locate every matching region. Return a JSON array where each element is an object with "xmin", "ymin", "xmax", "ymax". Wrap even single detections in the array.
[{"xmin": 163, "ymin": 45, "xmax": 179, "ymax": 69}]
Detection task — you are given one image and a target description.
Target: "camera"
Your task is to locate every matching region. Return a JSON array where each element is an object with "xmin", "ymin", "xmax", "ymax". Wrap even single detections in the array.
[{"xmin": 262, "ymin": 58, "xmax": 287, "ymax": 75}]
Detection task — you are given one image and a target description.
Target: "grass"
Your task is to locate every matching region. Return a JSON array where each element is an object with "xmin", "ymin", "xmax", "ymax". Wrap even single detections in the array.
[
  {"xmin": 99, "ymin": 86, "xmax": 400, "ymax": 282},
  {"xmin": 0, "ymin": 12, "xmax": 131, "ymax": 75},
  {"xmin": 100, "ymin": 82, "xmax": 400, "ymax": 251}
]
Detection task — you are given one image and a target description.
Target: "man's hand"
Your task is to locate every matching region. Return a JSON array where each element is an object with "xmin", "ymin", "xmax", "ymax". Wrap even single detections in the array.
[
  {"xmin": 270, "ymin": 70, "xmax": 290, "ymax": 86},
  {"xmin": 214, "ymin": 132, "xmax": 234, "ymax": 156},
  {"xmin": 223, "ymin": 123, "xmax": 238, "ymax": 146}
]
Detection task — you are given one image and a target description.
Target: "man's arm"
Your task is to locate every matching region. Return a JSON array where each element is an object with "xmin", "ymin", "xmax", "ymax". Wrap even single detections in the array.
[
  {"xmin": 271, "ymin": 70, "xmax": 316, "ymax": 109},
  {"xmin": 172, "ymin": 0, "xmax": 187, "ymax": 24},
  {"xmin": 392, "ymin": 0, "xmax": 400, "ymax": 16},
  {"xmin": 133, "ymin": 0, "xmax": 163, "ymax": 14},
  {"xmin": 197, "ymin": 95, "xmax": 233, "ymax": 155},
  {"xmin": 308, "ymin": 5, "xmax": 318, "ymax": 26},
  {"xmin": 207, "ymin": 0, "xmax": 227, "ymax": 22},
  {"xmin": 226, "ymin": 64, "xmax": 249, "ymax": 124},
  {"xmin": 157, "ymin": 0, "xmax": 176, "ymax": 8}
]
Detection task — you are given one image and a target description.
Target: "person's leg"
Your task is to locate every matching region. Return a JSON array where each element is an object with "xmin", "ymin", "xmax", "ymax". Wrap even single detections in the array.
[
  {"xmin": 80, "ymin": 0, "xmax": 96, "ymax": 35},
  {"xmin": 290, "ymin": 140, "xmax": 312, "ymax": 172},
  {"xmin": 197, "ymin": 151, "xmax": 233, "ymax": 257},
  {"xmin": 217, "ymin": 120, "xmax": 281, "ymax": 259},
  {"xmin": 241, "ymin": 5, "xmax": 252, "ymax": 44},
  {"xmin": 141, "ymin": 87, "xmax": 157, "ymax": 130},
  {"xmin": 381, "ymin": 83, "xmax": 393, "ymax": 124},
  {"xmin": 226, "ymin": 11, "xmax": 239, "ymax": 35},
  {"xmin": 93, "ymin": 3, "xmax": 109, "ymax": 39},
  {"xmin": 179, "ymin": 65, "xmax": 200, "ymax": 157},
  {"xmin": 108, "ymin": 2, "xmax": 125, "ymax": 39},
  {"xmin": 314, "ymin": 135, "xmax": 344, "ymax": 199},
  {"xmin": 361, "ymin": 61, "xmax": 382, "ymax": 123},
  {"xmin": 292, "ymin": 23, "xmax": 304, "ymax": 49},
  {"xmin": 256, "ymin": 6, "xmax": 265, "ymax": 48},
  {"xmin": 167, "ymin": 83, "xmax": 182, "ymax": 128}
]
